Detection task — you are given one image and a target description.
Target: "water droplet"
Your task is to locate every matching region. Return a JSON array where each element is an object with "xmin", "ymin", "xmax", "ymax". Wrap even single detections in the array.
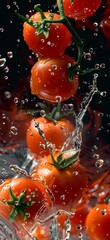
[
  {"xmin": 0, "ymin": 58, "xmax": 6, "ymax": 67},
  {"xmin": 76, "ymin": 224, "xmax": 82, "ymax": 230},
  {"xmin": 2, "ymin": 113, "xmax": 6, "ymax": 119},
  {"xmin": 0, "ymin": 28, "xmax": 4, "ymax": 32},
  {"xmin": 7, "ymin": 51, "xmax": 13, "ymax": 58},
  {"xmin": 47, "ymin": 41, "xmax": 51, "ymax": 45},
  {"xmin": 10, "ymin": 126, "xmax": 18, "ymax": 135},
  {"xmin": 101, "ymin": 209, "xmax": 107, "ymax": 216},
  {"xmin": 52, "ymin": 65, "xmax": 57, "ymax": 70},
  {"xmin": 84, "ymin": 52, "xmax": 91, "ymax": 61},
  {"xmin": 14, "ymin": 97, "xmax": 19, "ymax": 104},
  {"xmin": 4, "ymin": 91, "xmax": 11, "ymax": 99},
  {"xmin": 93, "ymin": 22, "xmax": 98, "ymax": 27},
  {"xmin": 95, "ymin": 63, "xmax": 100, "ymax": 69},
  {"xmin": 100, "ymin": 63, "xmax": 106, "ymax": 69},
  {"xmin": 95, "ymin": 159, "xmax": 104, "ymax": 168},
  {"xmin": 100, "ymin": 91, "xmax": 107, "ymax": 97},
  {"xmin": 55, "ymin": 96, "xmax": 62, "ymax": 102},
  {"xmin": 93, "ymin": 154, "xmax": 99, "ymax": 159},
  {"xmin": 60, "ymin": 195, "xmax": 65, "ymax": 200},
  {"xmin": 4, "ymin": 66, "xmax": 9, "ymax": 73},
  {"xmin": 40, "ymin": 110, "xmax": 46, "ymax": 117}
]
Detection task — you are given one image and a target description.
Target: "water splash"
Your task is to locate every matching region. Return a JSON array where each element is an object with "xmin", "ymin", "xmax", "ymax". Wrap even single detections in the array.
[{"xmin": 61, "ymin": 74, "xmax": 98, "ymax": 153}]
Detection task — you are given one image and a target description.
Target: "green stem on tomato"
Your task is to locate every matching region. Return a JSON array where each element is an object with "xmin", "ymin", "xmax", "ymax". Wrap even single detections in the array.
[
  {"xmin": 50, "ymin": 149, "xmax": 80, "ymax": 169},
  {"xmin": 34, "ymin": 4, "xmax": 46, "ymax": 20}
]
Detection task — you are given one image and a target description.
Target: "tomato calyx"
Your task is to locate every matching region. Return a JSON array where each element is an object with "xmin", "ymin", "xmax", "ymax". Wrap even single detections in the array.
[
  {"xmin": 28, "ymin": 101, "xmax": 74, "ymax": 122},
  {"xmin": 2, "ymin": 188, "xmax": 35, "ymax": 223},
  {"xmin": 50, "ymin": 149, "xmax": 80, "ymax": 169},
  {"xmin": 17, "ymin": 5, "xmax": 55, "ymax": 38}
]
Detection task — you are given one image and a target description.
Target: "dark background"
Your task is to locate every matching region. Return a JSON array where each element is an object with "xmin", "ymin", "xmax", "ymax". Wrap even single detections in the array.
[{"xmin": 0, "ymin": 0, "xmax": 110, "ymax": 146}]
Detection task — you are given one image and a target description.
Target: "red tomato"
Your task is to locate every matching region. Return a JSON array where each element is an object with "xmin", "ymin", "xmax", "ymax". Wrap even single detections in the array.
[
  {"xmin": 62, "ymin": 0, "xmax": 102, "ymax": 20},
  {"xmin": 100, "ymin": 16, "xmax": 110, "ymax": 41},
  {"xmin": 58, "ymin": 202, "xmax": 91, "ymax": 235},
  {"xmin": 31, "ymin": 153, "xmax": 88, "ymax": 211},
  {"xmin": 0, "ymin": 178, "xmax": 51, "ymax": 226},
  {"xmin": 30, "ymin": 55, "xmax": 79, "ymax": 102},
  {"xmin": 23, "ymin": 12, "xmax": 72, "ymax": 57},
  {"xmin": 85, "ymin": 204, "xmax": 110, "ymax": 240},
  {"xmin": 26, "ymin": 117, "xmax": 76, "ymax": 159}
]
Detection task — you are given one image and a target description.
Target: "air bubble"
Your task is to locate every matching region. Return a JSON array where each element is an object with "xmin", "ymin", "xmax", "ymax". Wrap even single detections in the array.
[
  {"xmin": 93, "ymin": 154, "xmax": 99, "ymax": 159},
  {"xmin": 55, "ymin": 96, "xmax": 62, "ymax": 102},
  {"xmin": 4, "ymin": 91, "xmax": 11, "ymax": 99},
  {"xmin": 14, "ymin": 97, "xmax": 19, "ymax": 104},
  {"xmin": 10, "ymin": 126, "xmax": 18, "ymax": 135},
  {"xmin": 4, "ymin": 66, "xmax": 9, "ymax": 73},
  {"xmin": 0, "ymin": 58, "xmax": 6, "ymax": 67},
  {"xmin": 95, "ymin": 159, "xmax": 104, "ymax": 168},
  {"xmin": 101, "ymin": 209, "xmax": 107, "ymax": 216},
  {"xmin": 100, "ymin": 63, "xmax": 106, "ymax": 69},
  {"xmin": 52, "ymin": 65, "xmax": 57, "ymax": 70},
  {"xmin": 84, "ymin": 52, "xmax": 91, "ymax": 61},
  {"xmin": 100, "ymin": 91, "xmax": 107, "ymax": 97},
  {"xmin": 0, "ymin": 28, "xmax": 4, "ymax": 32},
  {"xmin": 2, "ymin": 114, "xmax": 6, "ymax": 119},
  {"xmin": 7, "ymin": 51, "xmax": 13, "ymax": 58},
  {"xmin": 60, "ymin": 195, "xmax": 65, "ymax": 200},
  {"xmin": 40, "ymin": 110, "xmax": 46, "ymax": 117}
]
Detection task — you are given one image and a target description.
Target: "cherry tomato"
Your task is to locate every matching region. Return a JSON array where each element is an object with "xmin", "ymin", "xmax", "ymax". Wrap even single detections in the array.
[
  {"xmin": 61, "ymin": 0, "xmax": 102, "ymax": 20},
  {"xmin": 30, "ymin": 55, "xmax": 79, "ymax": 102},
  {"xmin": 58, "ymin": 202, "xmax": 91, "ymax": 235},
  {"xmin": 100, "ymin": 16, "xmax": 110, "ymax": 41},
  {"xmin": 31, "ymin": 153, "xmax": 88, "ymax": 211},
  {"xmin": 0, "ymin": 178, "xmax": 51, "ymax": 226},
  {"xmin": 23, "ymin": 12, "xmax": 72, "ymax": 57},
  {"xmin": 26, "ymin": 117, "xmax": 75, "ymax": 159},
  {"xmin": 85, "ymin": 204, "xmax": 110, "ymax": 240}
]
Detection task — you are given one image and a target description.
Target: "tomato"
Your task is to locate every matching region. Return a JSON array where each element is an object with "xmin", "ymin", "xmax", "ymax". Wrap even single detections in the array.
[
  {"xmin": 61, "ymin": 0, "xmax": 102, "ymax": 20},
  {"xmin": 58, "ymin": 202, "xmax": 91, "ymax": 235},
  {"xmin": 100, "ymin": 16, "xmax": 110, "ymax": 41},
  {"xmin": 85, "ymin": 204, "xmax": 110, "ymax": 240},
  {"xmin": 23, "ymin": 12, "xmax": 72, "ymax": 57},
  {"xmin": 31, "ymin": 153, "xmax": 88, "ymax": 211},
  {"xmin": 0, "ymin": 178, "xmax": 51, "ymax": 226},
  {"xmin": 30, "ymin": 55, "xmax": 79, "ymax": 102},
  {"xmin": 26, "ymin": 117, "xmax": 76, "ymax": 159}
]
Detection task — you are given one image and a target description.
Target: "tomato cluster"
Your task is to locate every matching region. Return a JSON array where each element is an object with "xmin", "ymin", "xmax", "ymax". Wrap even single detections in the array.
[{"xmin": 1, "ymin": 0, "xmax": 109, "ymax": 239}]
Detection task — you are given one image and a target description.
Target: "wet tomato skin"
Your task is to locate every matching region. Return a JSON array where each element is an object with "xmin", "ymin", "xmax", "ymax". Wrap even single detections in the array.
[
  {"xmin": 85, "ymin": 204, "xmax": 110, "ymax": 240},
  {"xmin": 26, "ymin": 117, "xmax": 75, "ymax": 159},
  {"xmin": 61, "ymin": 0, "xmax": 102, "ymax": 20},
  {"xmin": 31, "ymin": 154, "xmax": 88, "ymax": 211},
  {"xmin": 0, "ymin": 178, "xmax": 50, "ymax": 225},
  {"xmin": 30, "ymin": 55, "xmax": 79, "ymax": 102},
  {"xmin": 23, "ymin": 12, "xmax": 72, "ymax": 57}
]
